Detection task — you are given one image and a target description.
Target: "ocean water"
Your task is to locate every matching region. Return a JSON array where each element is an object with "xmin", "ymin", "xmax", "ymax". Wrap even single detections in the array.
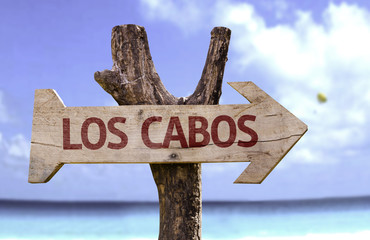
[{"xmin": 0, "ymin": 197, "xmax": 370, "ymax": 240}]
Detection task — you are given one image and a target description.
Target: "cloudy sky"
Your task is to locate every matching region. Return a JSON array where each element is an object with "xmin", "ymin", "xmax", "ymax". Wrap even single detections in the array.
[{"xmin": 1, "ymin": 0, "xmax": 370, "ymax": 201}]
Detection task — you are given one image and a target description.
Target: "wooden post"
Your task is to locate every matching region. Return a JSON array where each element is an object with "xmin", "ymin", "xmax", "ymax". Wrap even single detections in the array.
[{"xmin": 94, "ymin": 24, "xmax": 231, "ymax": 240}]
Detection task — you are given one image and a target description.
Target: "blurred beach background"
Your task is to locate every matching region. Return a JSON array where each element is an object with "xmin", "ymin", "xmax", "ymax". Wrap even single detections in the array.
[
  {"xmin": 1, "ymin": 0, "xmax": 370, "ymax": 239},
  {"xmin": 1, "ymin": 197, "xmax": 370, "ymax": 239}
]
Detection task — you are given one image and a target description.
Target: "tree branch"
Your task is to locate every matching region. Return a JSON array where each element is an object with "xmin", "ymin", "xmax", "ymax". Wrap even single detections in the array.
[
  {"xmin": 94, "ymin": 24, "xmax": 231, "ymax": 240},
  {"xmin": 95, "ymin": 24, "xmax": 177, "ymax": 105},
  {"xmin": 186, "ymin": 27, "xmax": 231, "ymax": 105}
]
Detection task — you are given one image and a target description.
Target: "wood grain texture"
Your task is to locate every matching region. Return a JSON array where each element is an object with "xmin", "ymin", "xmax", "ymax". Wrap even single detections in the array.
[
  {"xmin": 94, "ymin": 25, "xmax": 178, "ymax": 105},
  {"xmin": 29, "ymin": 82, "xmax": 307, "ymax": 184},
  {"xmin": 96, "ymin": 25, "xmax": 230, "ymax": 240}
]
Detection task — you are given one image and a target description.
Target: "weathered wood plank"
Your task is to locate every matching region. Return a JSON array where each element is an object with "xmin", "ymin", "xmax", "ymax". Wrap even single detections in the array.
[{"xmin": 29, "ymin": 81, "xmax": 307, "ymax": 183}]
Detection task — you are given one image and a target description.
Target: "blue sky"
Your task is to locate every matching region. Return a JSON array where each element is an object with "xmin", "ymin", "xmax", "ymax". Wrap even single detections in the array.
[{"xmin": 1, "ymin": 0, "xmax": 370, "ymax": 201}]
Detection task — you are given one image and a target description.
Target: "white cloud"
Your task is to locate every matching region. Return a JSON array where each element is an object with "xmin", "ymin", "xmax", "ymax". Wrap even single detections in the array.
[
  {"xmin": 140, "ymin": 0, "xmax": 208, "ymax": 33},
  {"xmin": 259, "ymin": 0, "xmax": 290, "ymax": 20},
  {"xmin": 140, "ymin": 0, "xmax": 370, "ymax": 166},
  {"xmin": 0, "ymin": 90, "xmax": 30, "ymax": 166},
  {"xmin": 217, "ymin": 2, "xmax": 370, "ymax": 165},
  {"xmin": 0, "ymin": 132, "xmax": 30, "ymax": 163},
  {"xmin": 7, "ymin": 134, "xmax": 30, "ymax": 158},
  {"xmin": 273, "ymin": 0, "xmax": 289, "ymax": 19},
  {"xmin": 0, "ymin": 132, "xmax": 29, "ymax": 184},
  {"xmin": 0, "ymin": 91, "xmax": 11, "ymax": 123}
]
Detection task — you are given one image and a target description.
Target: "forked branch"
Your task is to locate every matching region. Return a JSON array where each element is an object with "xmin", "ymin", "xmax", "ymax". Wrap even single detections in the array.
[{"xmin": 94, "ymin": 24, "xmax": 231, "ymax": 240}]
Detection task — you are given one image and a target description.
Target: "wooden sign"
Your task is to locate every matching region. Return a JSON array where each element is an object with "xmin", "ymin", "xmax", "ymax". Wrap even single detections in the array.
[{"xmin": 29, "ymin": 81, "xmax": 307, "ymax": 184}]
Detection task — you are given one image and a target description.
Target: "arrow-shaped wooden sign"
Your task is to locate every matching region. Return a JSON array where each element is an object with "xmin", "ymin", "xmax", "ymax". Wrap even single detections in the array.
[{"xmin": 29, "ymin": 81, "xmax": 307, "ymax": 184}]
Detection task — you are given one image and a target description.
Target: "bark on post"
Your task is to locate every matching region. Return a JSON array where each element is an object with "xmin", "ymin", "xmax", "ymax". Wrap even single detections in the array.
[{"xmin": 95, "ymin": 24, "xmax": 231, "ymax": 240}]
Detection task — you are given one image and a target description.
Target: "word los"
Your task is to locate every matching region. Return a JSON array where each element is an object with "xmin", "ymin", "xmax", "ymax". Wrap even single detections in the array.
[{"xmin": 63, "ymin": 115, "xmax": 258, "ymax": 150}]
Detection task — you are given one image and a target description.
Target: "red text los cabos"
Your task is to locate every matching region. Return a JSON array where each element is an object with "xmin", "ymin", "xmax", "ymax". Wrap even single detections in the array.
[{"xmin": 63, "ymin": 115, "xmax": 258, "ymax": 150}]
